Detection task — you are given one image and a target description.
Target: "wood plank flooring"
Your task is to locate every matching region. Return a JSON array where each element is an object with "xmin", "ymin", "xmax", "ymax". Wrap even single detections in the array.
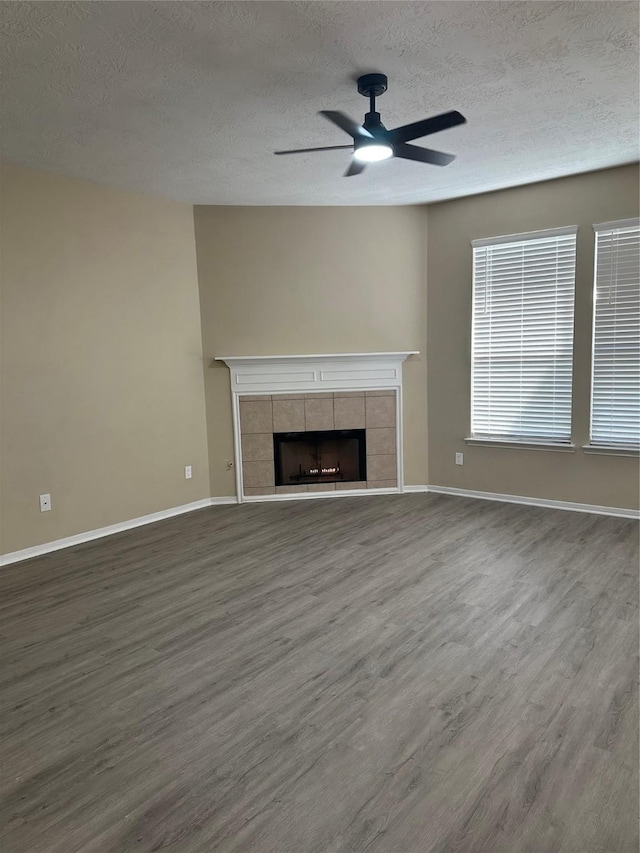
[{"xmin": 0, "ymin": 493, "xmax": 638, "ymax": 853}]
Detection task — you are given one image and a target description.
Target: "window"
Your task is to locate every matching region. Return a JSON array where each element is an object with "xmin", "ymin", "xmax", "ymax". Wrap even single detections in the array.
[
  {"xmin": 471, "ymin": 226, "xmax": 577, "ymax": 444},
  {"xmin": 590, "ymin": 218, "xmax": 640, "ymax": 449}
]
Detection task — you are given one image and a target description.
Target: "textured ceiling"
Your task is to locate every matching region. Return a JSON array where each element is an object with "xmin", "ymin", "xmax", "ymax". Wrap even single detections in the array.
[{"xmin": 1, "ymin": 1, "xmax": 638, "ymax": 205}]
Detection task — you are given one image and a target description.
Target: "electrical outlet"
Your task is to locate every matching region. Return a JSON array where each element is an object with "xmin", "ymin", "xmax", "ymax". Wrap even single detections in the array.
[
  {"xmin": 184, "ymin": 465, "xmax": 192, "ymax": 480},
  {"xmin": 455, "ymin": 452, "xmax": 464, "ymax": 466},
  {"xmin": 39, "ymin": 493, "xmax": 51, "ymax": 512}
]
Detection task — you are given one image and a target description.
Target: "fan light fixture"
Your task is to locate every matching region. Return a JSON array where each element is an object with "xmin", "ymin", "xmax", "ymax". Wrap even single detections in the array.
[{"xmin": 353, "ymin": 142, "xmax": 393, "ymax": 163}]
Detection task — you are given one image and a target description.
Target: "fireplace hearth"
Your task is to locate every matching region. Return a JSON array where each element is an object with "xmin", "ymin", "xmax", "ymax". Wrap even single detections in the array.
[{"xmin": 273, "ymin": 429, "xmax": 366, "ymax": 486}]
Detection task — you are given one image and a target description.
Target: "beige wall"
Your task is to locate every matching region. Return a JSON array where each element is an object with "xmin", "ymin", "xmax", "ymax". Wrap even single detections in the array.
[
  {"xmin": 0, "ymin": 164, "xmax": 210, "ymax": 554},
  {"xmin": 2, "ymin": 163, "xmax": 636, "ymax": 557},
  {"xmin": 193, "ymin": 207, "xmax": 428, "ymax": 497},
  {"xmin": 427, "ymin": 164, "xmax": 640, "ymax": 509}
]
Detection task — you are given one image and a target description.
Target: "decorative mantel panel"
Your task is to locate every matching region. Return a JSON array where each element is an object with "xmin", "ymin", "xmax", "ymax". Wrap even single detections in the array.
[{"xmin": 215, "ymin": 353, "xmax": 418, "ymax": 502}]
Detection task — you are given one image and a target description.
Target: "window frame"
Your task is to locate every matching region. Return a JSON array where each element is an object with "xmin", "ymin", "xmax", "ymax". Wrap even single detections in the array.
[
  {"xmin": 586, "ymin": 217, "xmax": 640, "ymax": 455},
  {"xmin": 468, "ymin": 225, "xmax": 578, "ymax": 449}
]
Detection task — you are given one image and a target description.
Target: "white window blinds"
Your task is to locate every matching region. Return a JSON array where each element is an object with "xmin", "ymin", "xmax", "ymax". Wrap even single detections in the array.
[
  {"xmin": 472, "ymin": 226, "xmax": 577, "ymax": 443},
  {"xmin": 590, "ymin": 218, "xmax": 640, "ymax": 449}
]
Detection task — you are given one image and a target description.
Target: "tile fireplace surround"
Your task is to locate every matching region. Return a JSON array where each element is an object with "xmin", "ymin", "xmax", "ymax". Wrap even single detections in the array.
[{"xmin": 216, "ymin": 353, "xmax": 418, "ymax": 502}]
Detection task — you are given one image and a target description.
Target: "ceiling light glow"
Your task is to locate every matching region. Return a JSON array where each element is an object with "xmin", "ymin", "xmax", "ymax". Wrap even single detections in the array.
[{"xmin": 353, "ymin": 143, "xmax": 393, "ymax": 163}]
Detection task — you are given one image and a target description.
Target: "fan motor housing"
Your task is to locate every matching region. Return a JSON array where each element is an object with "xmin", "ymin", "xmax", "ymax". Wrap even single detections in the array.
[
  {"xmin": 363, "ymin": 112, "xmax": 385, "ymax": 133},
  {"xmin": 357, "ymin": 73, "xmax": 388, "ymax": 98}
]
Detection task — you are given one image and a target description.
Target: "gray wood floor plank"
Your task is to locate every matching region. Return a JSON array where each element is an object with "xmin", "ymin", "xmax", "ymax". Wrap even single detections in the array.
[{"xmin": 0, "ymin": 494, "xmax": 637, "ymax": 852}]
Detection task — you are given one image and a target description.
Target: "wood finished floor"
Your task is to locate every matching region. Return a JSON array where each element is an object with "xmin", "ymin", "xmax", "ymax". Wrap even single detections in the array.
[{"xmin": 0, "ymin": 494, "xmax": 638, "ymax": 853}]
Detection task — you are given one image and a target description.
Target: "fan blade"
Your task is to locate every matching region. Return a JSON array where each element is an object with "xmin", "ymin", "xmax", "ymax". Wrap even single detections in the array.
[
  {"xmin": 319, "ymin": 110, "xmax": 374, "ymax": 140},
  {"xmin": 390, "ymin": 111, "xmax": 466, "ymax": 144},
  {"xmin": 275, "ymin": 144, "xmax": 354, "ymax": 155},
  {"xmin": 393, "ymin": 143, "xmax": 455, "ymax": 166},
  {"xmin": 344, "ymin": 159, "xmax": 366, "ymax": 177}
]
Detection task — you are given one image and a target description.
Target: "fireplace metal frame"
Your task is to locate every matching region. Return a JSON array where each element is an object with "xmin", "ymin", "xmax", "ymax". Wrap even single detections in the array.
[{"xmin": 273, "ymin": 428, "xmax": 367, "ymax": 486}]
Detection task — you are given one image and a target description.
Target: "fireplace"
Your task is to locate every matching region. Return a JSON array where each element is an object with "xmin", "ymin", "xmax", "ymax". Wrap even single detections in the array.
[
  {"xmin": 217, "ymin": 352, "xmax": 417, "ymax": 498},
  {"xmin": 273, "ymin": 429, "xmax": 367, "ymax": 486}
]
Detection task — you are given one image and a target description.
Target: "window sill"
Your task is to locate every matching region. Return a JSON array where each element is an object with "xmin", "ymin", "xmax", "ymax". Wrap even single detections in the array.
[
  {"xmin": 465, "ymin": 437, "xmax": 575, "ymax": 453},
  {"xmin": 582, "ymin": 444, "xmax": 639, "ymax": 458}
]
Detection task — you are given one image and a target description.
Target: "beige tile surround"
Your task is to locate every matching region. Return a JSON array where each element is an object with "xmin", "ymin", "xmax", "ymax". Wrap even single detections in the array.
[{"xmin": 239, "ymin": 391, "xmax": 397, "ymax": 495}]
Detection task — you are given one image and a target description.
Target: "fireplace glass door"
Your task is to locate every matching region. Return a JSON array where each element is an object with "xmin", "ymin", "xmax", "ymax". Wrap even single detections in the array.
[{"xmin": 273, "ymin": 429, "xmax": 366, "ymax": 486}]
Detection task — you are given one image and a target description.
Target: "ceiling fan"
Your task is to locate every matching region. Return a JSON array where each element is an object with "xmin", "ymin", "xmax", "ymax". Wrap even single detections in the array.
[{"xmin": 275, "ymin": 73, "xmax": 466, "ymax": 177}]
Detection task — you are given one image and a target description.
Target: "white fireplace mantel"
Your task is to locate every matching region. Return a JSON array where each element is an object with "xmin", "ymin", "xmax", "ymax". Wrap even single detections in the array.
[{"xmin": 215, "ymin": 352, "xmax": 418, "ymax": 395}]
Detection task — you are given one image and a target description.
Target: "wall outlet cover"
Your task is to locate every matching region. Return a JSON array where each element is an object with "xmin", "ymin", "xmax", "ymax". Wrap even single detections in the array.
[
  {"xmin": 39, "ymin": 493, "xmax": 52, "ymax": 512},
  {"xmin": 185, "ymin": 466, "xmax": 192, "ymax": 479},
  {"xmin": 455, "ymin": 452, "xmax": 464, "ymax": 465}
]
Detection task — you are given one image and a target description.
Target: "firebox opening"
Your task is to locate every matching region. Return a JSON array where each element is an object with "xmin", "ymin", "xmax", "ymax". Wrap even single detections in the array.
[{"xmin": 273, "ymin": 429, "xmax": 367, "ymax": 486}]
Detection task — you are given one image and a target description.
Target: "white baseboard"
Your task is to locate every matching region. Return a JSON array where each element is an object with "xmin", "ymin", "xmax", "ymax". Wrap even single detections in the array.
[
  {"xmin": 208, "ymin": 497, "xmax": 238, "ymax": 506},
  {"xmin": 3, "ymin": 484, "xmax": 636, "ymax": 567},
  {"xmin": 427, "ymin": 485, "xmax": 639, "ymax": 520},
  {"xmin": 0, "ymin": 496, "xmax": 237, "ymax": 566}
]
